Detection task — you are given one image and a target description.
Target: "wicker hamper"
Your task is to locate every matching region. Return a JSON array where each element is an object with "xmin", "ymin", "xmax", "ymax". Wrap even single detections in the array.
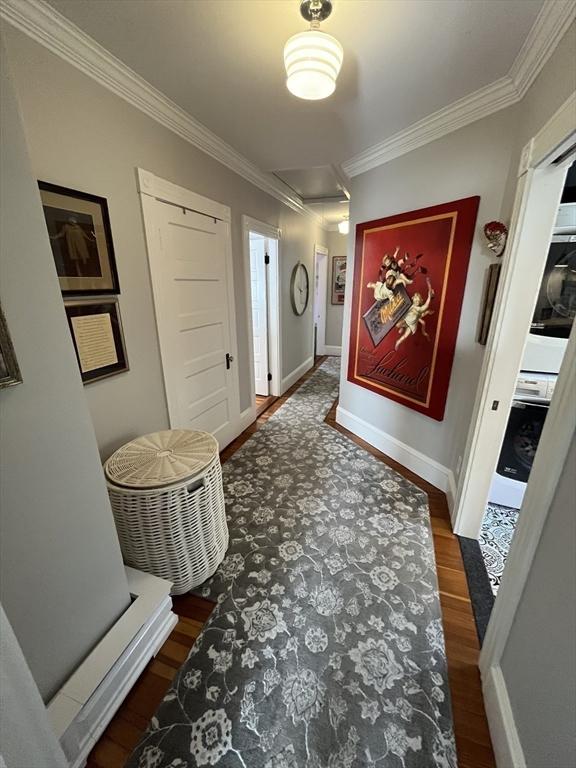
[{"xmin": 104, "ymin": 430, "xmax": 228, "ymax": 594}]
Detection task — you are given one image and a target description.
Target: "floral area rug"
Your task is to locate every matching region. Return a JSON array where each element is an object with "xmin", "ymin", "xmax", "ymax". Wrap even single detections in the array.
[
  {"xmin": 126, "ymin": 358, "xmax": 457, "ymax": 768},
  {"xmin": 480, "ymin": 503, "xmax": 519, "ymax": 595}
]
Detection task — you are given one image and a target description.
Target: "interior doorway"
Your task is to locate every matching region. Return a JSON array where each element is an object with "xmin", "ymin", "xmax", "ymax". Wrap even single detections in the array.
[
  {"xmin": 477, "ymin": 163, "xmax": 576, "ymax": 597},
  {"xmin": 313, "ymin": 244, "xmax": 329, "ymax": 356},
  {"xmin": 451, "ymin": 95, "xmax": 575, "ymax": 648},
  {"xmin": 242, "ymin": 217, "xmax": 281, "ymax": 414},
  {"xmin": 249, "ymin": 232, "xmax": 270, "ymax": 397}
]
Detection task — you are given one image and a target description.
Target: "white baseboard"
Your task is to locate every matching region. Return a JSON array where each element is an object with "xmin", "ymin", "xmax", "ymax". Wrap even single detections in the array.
[
  {"xmin": 320, "ymin": 345, "xmax": 341, "ymax": 356},
  {"xmin": 238, "ymin": 405, "xmax": 256, "ymax": 433},
  {"xmin": 482, "ymin": 665, "xmax": 526, "ymax": 768},
  {"xmin": 336, "ymin": 405, "xmax": 454, "ymax": 495},
  {"xmin": 281, "ymin": 356, "xmax": 314, "ymax": 395},
  {"xmin": 48, "ymin": 568, "xmax": 177, "ymax": 768}
]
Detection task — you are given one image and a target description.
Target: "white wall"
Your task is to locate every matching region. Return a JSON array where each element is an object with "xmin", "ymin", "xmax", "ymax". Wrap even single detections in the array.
[
  {"xmin": 339, "ymin": 21, "xmax": 576, "ymax": 492},
  {"xmin": 325, "ymin": 230, "xmax": 347, "ymax": 349},
  {"xmin": 3, "ymin": 27, "xmax": 325, "ymax": 459},
  {"xmin": 500, "ymin": 434, "xmax": 576, "ymax": 768},
  {"xmin": 0, "ymin": 39, "xmax": 131, "ymax": 702}
]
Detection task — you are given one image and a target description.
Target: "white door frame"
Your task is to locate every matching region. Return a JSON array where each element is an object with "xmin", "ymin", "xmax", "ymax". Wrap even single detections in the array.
[
  {"xmin": 242, "ymin": 216, "xmax": 282, "ymax": 406},
  {"xmin": 454, "ymin": 94, "xmax": 576, "ymax": 768},
  {"xmin": 313, "ymin": 244, "xmax": 329, "ymax": 355},
  {"xmin": 453, "ymin": 92, "xmax": 576, "ymax": 539},
  {"xmin": 479, "ymin": 325, "xmax": 575, "ymax": 768},
  {"xmin": 137, "ymin": 168, "xmax": 243, "ymax": 445}
]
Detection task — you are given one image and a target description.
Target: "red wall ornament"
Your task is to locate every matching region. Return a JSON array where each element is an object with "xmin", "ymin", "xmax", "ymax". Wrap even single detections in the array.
[{"xmin": 347, "ymin": 196, "xmax": 480, "ymax": 421}]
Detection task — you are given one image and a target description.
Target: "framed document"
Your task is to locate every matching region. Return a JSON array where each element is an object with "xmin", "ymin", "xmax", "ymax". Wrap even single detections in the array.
[
  {"xmin": 39, "ymin": 181, "xmax": 120, "ymax": 296},
  {"xmin": 65, "ymin": 298, "xmax": 128, "ymax": 384}
]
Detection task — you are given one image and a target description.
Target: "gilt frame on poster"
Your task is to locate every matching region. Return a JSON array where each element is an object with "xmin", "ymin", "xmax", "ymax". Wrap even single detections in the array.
[{"xmin": 347, "ymin": 196, "xmax": 480, "ymax": 421}]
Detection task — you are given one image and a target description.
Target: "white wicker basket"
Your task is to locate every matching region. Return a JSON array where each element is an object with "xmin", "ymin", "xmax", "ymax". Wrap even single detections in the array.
[{"xmin": 104, "ymin": 430, "xmax": 228, "ymax": 595}]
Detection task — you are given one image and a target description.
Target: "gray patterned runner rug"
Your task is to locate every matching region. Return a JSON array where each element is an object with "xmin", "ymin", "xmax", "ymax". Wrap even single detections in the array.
[{"xmin": 126, "ymin": 358, "xmax": 457, "ymax": 768}]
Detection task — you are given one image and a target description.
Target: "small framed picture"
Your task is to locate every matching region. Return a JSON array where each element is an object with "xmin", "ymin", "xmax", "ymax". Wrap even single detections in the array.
[
  {"xmin": 477, "ymin": 263, "xmax": 501, "ymax": 345},
  {"xmin": 65, "ymin": 297, "xmax": 128, "ymax": 384},
  {"xmin": 331, "ymin": 256, "xmax": 347, "ymax": 304},
  {"xmin": 38, "ymin": 181, "xmax": 120, "ymax": 296},
  {"xmin": 0, "ymin": 305, "xmax": 22, "ymax": 389}
]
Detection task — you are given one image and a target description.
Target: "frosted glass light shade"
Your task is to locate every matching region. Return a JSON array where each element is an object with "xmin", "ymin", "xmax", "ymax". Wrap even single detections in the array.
[
  {"xmin": 338, "ymin": 219, "xmax": 349, "ymax": 235},
  {"xmin": 284, "ymin": 29, "xmax": 343, "ymax": 100}
]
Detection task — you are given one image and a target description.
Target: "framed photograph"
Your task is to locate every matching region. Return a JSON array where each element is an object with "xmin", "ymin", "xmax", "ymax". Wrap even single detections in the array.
[
  {"xmin": 38, "ymin": 181, "xmax": 120, "ymax": 296},
  {"xmin": 331, "ymin": 256, "xmax": 347, "ymax": 304},
  {"xmin": 348, "ymin": 196, "xmax": 480, "ymax": 421},
  {"xmin": 0, "ymin": 305, "xmax": 22, "ymax": 389},
  {"xmin": 64, "ymin": 297, "xmax": 128, "ymax": 384},
  {"xmin": 477, "ymin": 263, "xmax": 501, "ymax": 345}
]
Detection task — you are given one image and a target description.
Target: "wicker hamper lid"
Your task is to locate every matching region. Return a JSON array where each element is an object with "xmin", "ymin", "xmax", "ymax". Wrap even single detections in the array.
[{"xmin": 105, "ymin": 429, "xmax": 218, "ymax": 489}]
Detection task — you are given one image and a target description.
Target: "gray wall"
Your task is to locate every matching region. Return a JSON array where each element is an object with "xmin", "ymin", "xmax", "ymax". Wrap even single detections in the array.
[
  {"xmin": 339, "ymin": 21, "xmax": 576, "ymax": 480},
  {"xmin": 340, "ymin": 105, "xmax": 519, "ymax": 472},
  {"xmin": 279, "ymin": 209, "xmax": 326, "ymax": 377},
  {"xmin": 0, "ymin": 41, "xmax": 131, "ymax": 702},
  {"xmin": 3, "ymin": 27, "xmax": 325, "ymax": 458},
  {"xmin": 501, "ymin": 434, "xmax": 576, "ymax": 768},
  {"xmin": 325, "ymin": 230, "xmax": 347, "ymax": 348}
]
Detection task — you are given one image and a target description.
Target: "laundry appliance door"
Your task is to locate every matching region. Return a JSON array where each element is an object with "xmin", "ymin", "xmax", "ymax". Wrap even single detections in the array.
[{"xmin": 496, "ymin": 400, "xmax": 549, "ymax": 484}]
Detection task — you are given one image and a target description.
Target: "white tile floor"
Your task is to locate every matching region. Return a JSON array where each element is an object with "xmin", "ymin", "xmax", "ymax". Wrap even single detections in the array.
[{"xmin": 479, "ymin": 503, "xmax": 520, "ymax": 595}]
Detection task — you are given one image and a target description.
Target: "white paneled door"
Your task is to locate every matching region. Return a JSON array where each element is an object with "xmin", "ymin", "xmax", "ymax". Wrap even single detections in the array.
[
  {"xmin": 250, "ymin": 236, "xmax": 269, "ymax": 396},
  {"xmin": 144, "ymin": 191, "xmax": 240, "ymax": 450}
]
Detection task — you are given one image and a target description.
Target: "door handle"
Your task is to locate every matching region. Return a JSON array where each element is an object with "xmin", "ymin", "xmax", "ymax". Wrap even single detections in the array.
[{"xmin": 226, "ymin": 353, "xmax": 234, "ymax": 369}]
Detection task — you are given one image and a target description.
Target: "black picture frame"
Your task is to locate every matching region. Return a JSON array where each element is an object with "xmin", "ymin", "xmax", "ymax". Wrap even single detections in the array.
[
  {"xmin": 477, "ymin": 263, "xmax": 501, "ymax": 345},
  {"xmin": 38, "ymin": 181, "xmax": 120, "ymax": 296},
  {"xmin": 331, "ymin": 256, "xmax": 347, "ymax": 305},
  {"xmin": 65, "ymin": 297, "xmax": 129, "ymax": 384}
]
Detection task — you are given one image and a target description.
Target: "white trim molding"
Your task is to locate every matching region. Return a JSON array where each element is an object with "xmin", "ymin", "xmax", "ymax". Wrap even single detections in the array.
[
  {"xmin": 510, "ymin": 0, "xmax": 576, "ymax": 100},
  {"xmin": 241, "ymin": 215, "xmax": 283, "ymax": 403},
  {"xmin": 281, "ymin": 356, "xmax": 314, "ymax": 395},
  {"xmin": 321, "ymin": 345, "xmax": 341, "ymax": 356},
  {"xmin": 482, "ymin": 666, "xmax": 527, "ymax": 768},
  {"xmin": 336, "ymin": 406, "xmax": 456, "ymax": 505},
  {"xmin": 0, "ymin": 0, "xmax": 323, "ymax": 225},
  {"xmin": 48, "ymin": 567, "xmax": 177, "ymax": 768},
  {"xmin": 341, "ymin": 0, "xmax": 576, "ymax": 177},
  {"xmin": 3, "ymin": 0, "xmax": 574, "ymax": 187},
  {"xmin": 138, "ymin": 167, "xmax": 230, "ymax": 221}
]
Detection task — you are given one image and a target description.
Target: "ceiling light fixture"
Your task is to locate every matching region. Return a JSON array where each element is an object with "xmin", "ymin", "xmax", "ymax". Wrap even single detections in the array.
[
  {"xmin": 284, "ymin": 0, "xmax": 343, "ymax": 101},
  {"xmin": 338, "ymin": 217, "xmax": 349, "ymax": 235}
]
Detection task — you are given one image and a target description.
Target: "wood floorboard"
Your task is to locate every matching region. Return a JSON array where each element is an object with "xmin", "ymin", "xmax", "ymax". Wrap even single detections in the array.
[
  {"xmin": 255, "ymin": 393, "xmax": 278, "ymax": 417},
  {"xmin": 87, "ymin": 356, "xmax": 494, "ymax": 768}
]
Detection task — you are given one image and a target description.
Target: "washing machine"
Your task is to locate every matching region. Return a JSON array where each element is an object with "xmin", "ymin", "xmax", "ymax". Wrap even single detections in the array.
[{"xmin": 488, "ymin": 372, "xmax": 556, "ymax": 509}]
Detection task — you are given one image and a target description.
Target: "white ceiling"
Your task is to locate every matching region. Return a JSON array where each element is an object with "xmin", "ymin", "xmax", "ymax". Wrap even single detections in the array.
[{"xmin": 44, "ymin": 0, "xmax": 544, "ymax": 179}]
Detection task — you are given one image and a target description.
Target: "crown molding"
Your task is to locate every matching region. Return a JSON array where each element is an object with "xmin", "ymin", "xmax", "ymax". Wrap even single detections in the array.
[
  {"xmin": 342, "ymin": 0, "xmax": 576, "ymax": 177},
  {"xmin": 510, "ymin": 0, "xmax": 576, "ymax": 99},
  {"xmin": 3, "ymin": 0, "xmax": 573, "ymax": 190},
  {"xmin": 341, "ymin": 75, "xmax": 518, "ymax": 177},
  {"xmin": 0, "ymin": 0, "xmax": 325, "ymax": 226}
]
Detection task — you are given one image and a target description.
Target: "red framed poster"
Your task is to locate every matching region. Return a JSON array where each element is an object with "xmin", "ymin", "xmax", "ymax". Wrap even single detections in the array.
[{"xmin": 347, "ymin": 196, "xmax": 480, "ymax": 421}]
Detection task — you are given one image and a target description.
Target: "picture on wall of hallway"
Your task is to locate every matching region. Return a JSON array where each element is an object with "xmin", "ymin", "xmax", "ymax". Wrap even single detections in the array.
[
  {"xmin": 331, "ymin": 255, "xmax": 347, "ymax": 304},
  {"xmin": 348, "ymin": 196, "xmax": 480, "ymax": 421}
]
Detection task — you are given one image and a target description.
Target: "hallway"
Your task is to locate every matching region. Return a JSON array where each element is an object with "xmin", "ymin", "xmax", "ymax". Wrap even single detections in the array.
[{"xmin": 89, "ymin": 359, "xmax": 493, "ymax": 768}]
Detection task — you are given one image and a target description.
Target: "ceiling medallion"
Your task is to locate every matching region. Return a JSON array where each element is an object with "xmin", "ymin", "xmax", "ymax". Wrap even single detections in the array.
[{"xmin": 284, "ymin": 0, "xmax": 343, "ymax": 101}]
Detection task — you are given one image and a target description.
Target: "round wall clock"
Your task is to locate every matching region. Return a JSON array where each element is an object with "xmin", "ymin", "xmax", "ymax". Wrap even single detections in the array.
[{"xmin": 290, "ymin": 262, "xmax": 309, "ymax": 316}]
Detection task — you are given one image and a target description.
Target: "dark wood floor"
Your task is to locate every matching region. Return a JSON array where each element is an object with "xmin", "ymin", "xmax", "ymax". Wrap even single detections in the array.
[
  {"xmin": 255, "ymin": 393, "xmax": 277, "ymax": 417},
  {"xmin": 87, "ymin": 357, "xmax": 495, "ymax": 768}
]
